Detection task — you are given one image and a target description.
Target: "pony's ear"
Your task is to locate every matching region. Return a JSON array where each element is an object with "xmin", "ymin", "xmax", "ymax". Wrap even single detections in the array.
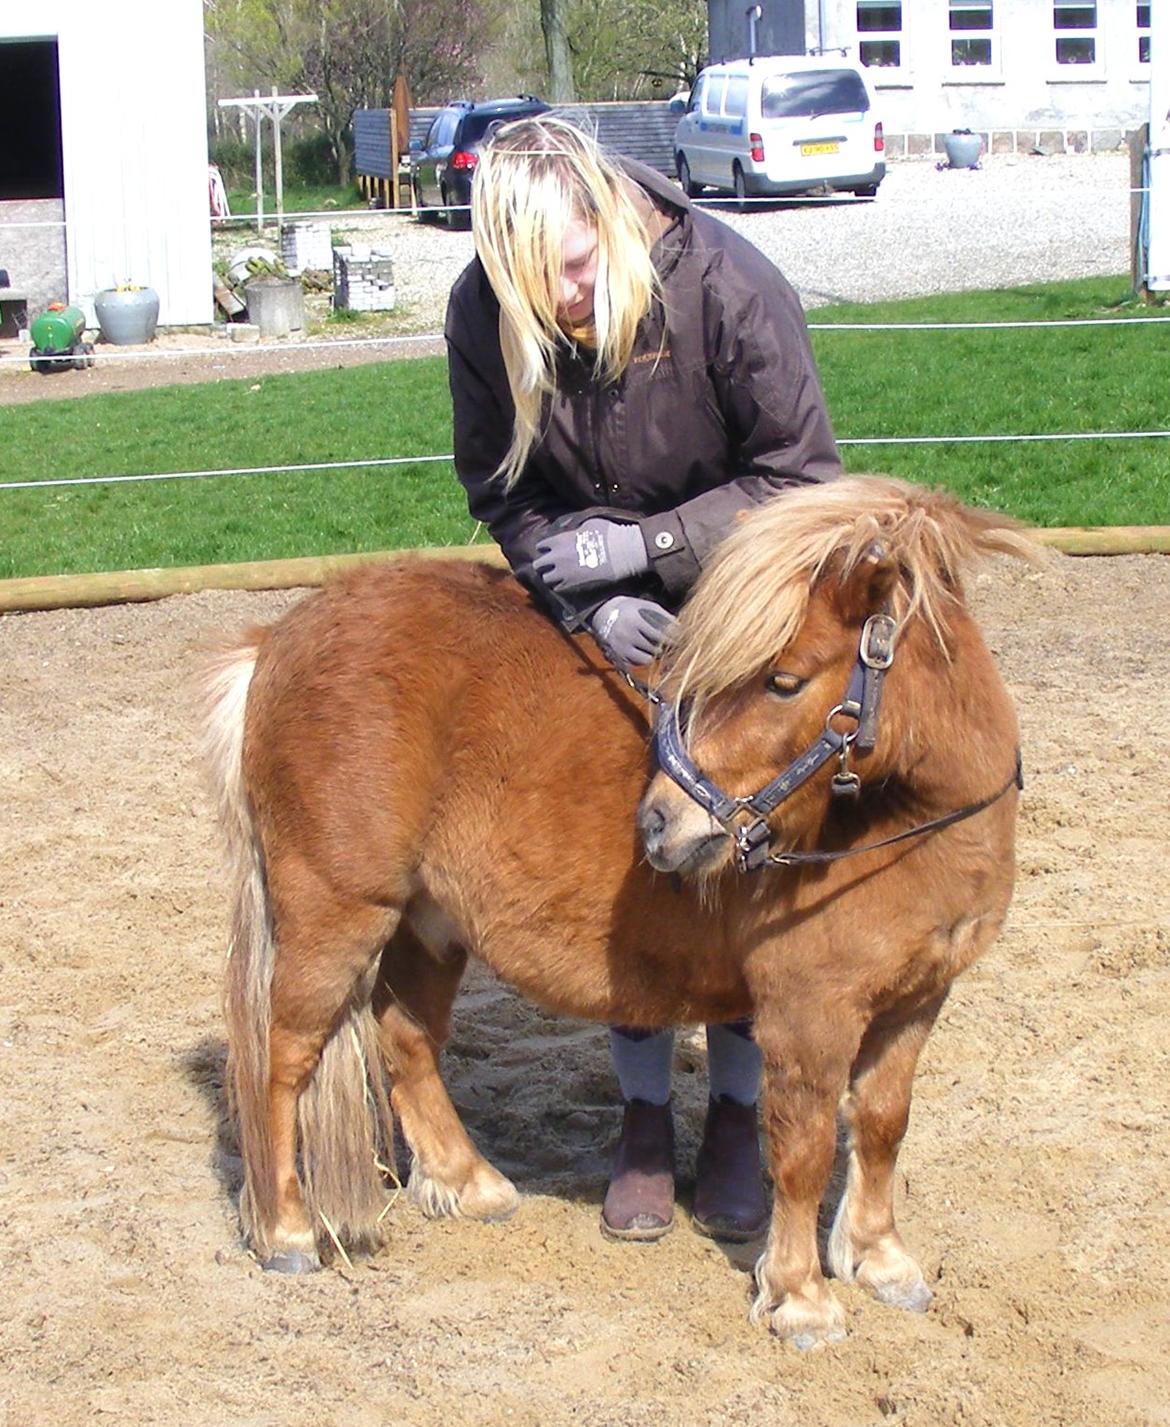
[{"xmin": 831, "ymin": 541, "xmax": 899, "ymax": 622}]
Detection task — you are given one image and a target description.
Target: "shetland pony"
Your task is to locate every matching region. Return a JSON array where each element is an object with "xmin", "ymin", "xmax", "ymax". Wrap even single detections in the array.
[{"xmin": 201, "ymin": 476, "xmax": 1034, "ymax": 1346}]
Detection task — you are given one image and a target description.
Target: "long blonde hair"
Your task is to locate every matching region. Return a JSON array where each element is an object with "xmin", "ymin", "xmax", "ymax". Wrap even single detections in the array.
[{"xmin": 471, "ymin": 116, "xmax": 661, "ymax": 488}]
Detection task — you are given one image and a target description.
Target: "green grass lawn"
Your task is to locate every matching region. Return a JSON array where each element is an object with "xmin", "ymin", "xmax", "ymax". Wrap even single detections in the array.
[
  {"xmin": 1, "ymin": 275, "xmax": 1165, "ymax": 580},
  {"xmin": 222, "ymin": 181, "xmax": 367, "ymax": 220}
]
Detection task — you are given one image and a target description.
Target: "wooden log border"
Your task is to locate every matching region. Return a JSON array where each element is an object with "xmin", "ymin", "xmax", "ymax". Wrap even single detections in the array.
[{"xmin": 0, "ymin": 529, "xmax": 1166, "ymax": 615}]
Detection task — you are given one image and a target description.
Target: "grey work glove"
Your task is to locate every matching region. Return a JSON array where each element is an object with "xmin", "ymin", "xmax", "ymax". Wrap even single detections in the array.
[
  {"xmin": 589, "ymin": 596, "xmax": 676, "ymax": 667},
  {"xmin": 534, "ymin": 518, "xmax": 649, "ymax": 594}
]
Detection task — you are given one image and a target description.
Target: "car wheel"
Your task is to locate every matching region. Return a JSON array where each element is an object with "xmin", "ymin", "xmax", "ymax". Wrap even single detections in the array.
[
  {"xmin": 440, "ymin": 182, "xmax": 454, "ymax": 228},
  {"xmin": 733, "ymin": 163, "xmax": 749, "ymax": 213},
  {"xmin": 414, "ymin": 176, "xmax": 434, "ymax": 223},
  {"xmin": 677, "ymin": 154, "xmax": 700, "ymax": 198},
  {"xmin": 448, "ymin": 191, "xmax": 472, "ymax": 231}
]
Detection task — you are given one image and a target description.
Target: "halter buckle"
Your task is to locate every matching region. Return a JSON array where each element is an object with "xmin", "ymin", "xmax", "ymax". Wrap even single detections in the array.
[
  {"xmin": 733, "ymin": 816, "xmax": 773, "ymax": 874},
  {"xmin": 859, "ymin": 613, "xmax": 898, "ymax": 670}
]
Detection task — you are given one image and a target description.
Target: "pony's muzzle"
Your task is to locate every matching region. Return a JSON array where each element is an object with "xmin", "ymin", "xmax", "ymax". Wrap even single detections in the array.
[{"xmin": 637, "ymin": 781, "xmax": 730, "ymax": 876}]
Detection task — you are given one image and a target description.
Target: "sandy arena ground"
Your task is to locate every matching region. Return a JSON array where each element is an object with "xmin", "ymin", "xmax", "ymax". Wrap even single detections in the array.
[{"xmin": 1, "ymin": 544, "xmax": 1168, "ymax": 1427}]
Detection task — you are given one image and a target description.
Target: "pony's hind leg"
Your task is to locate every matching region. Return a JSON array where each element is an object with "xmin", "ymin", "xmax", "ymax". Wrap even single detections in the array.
[
  {"xmin": 827, "ymin": 995, "xmax": 946, "ymax": 1313},
  {"xmin": 231, "ymin": 874, "xmax": 400, "ymax": 1274},
  {"xmin": 374, "ymin": 921, "xmax": 520, "ymax": 1222}
]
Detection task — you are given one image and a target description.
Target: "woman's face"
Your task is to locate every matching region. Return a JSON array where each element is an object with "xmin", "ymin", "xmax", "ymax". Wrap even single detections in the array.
[{"xmin": 557, "ymin": 216, "xmax": 599, "ymax": 324}]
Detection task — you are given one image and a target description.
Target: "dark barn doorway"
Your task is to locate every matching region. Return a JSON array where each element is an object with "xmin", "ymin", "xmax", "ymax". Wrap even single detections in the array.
[
  {"xmin": 0, "ymin": 39, "xmax": 63, "ymax": 200},
  {"xmin": 0, "ymin": 37, "xmax": 67, "ymax": 328}
]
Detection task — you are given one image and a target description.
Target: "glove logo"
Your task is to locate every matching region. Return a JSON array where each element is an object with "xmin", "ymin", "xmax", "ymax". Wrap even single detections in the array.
[{"xmin": 575, "ymin": 529, "xmax": 606, "ymax": 570}]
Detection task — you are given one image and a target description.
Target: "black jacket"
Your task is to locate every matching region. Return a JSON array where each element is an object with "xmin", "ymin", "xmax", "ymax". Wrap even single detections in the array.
[{"xmin": 445, "ymin": 161, "xmax": 841, "ymax": 617}]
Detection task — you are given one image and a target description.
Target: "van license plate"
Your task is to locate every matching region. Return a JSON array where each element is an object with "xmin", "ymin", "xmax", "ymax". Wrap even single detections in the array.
[{"xmin": 801, "ymin": 141, "xmax": 840, "ymax": 156}]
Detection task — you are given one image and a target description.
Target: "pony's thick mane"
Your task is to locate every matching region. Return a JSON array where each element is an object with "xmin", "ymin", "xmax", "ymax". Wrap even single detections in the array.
[{"xmin": 660, "ymin": 476, "xmax": 1039, "ymax": 716}]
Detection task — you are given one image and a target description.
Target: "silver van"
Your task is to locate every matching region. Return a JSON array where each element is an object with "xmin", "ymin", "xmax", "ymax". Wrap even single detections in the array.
[{"xmin": 673, "ymin": 56, "xmax": 886, "ymax": 203}]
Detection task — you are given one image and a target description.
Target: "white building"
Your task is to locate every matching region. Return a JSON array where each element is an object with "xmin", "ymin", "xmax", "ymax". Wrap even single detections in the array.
[
  {"xmin": 0, "ymin": 0, "xmax": 211, "ymax": 327},
  {"xmin": 710, "ymin": 1, "xmax": 1151, "ymax": 154}
]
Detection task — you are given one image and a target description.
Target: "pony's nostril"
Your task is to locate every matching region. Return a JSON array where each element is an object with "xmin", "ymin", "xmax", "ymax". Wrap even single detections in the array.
[{"xmin": 639, "ymin": 802, "xmax": 667, "ymax": 847}]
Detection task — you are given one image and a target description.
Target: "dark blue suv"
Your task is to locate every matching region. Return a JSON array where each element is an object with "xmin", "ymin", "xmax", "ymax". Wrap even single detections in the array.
[{"xmin": 411, "ymin": 95, "xmax": 550, "ymax": 228}]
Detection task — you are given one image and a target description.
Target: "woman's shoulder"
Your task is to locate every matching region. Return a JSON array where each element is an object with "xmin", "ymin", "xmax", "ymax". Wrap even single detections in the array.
[{"xmin": 447, "ymin": 255, "xmax": 499, "ymax": 334}]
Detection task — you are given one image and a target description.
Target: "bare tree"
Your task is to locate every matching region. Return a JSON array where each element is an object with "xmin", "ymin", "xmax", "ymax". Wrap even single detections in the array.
[
  {"xmin": 207, "ymin": 0, "xmax": 500, "ymax": 183},
  {"xmin": 540, "ymin": 0, "xmax": 576, "ymax": 101}
]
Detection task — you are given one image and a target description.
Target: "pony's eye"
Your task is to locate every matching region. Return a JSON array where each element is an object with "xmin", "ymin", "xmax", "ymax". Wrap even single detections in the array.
[{"xmin": 766, "ymin": 672, "xmax": 806, "ymax": 698}]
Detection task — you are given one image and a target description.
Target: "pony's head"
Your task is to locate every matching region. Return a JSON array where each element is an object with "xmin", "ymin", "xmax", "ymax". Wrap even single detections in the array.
[{"xmin": 638, "ymin": 477, "xmax": 1038, "ymax": 878}]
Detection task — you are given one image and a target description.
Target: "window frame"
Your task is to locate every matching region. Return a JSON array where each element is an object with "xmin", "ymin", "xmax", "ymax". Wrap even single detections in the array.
[
  {"xmin": 854, "ymin": 1, "xmax": 910, "ymax": 86},
  {"xmin": 1050, "ymin": 0, "xmax": 1105, "ymax": 81},
  {"xmin": 945, "ymin": 0, "xmax": 1002, "ymax": 82},
  {"xmin": 1135, "ymin": 1, "xmax": 1151, "ymax": 74}
]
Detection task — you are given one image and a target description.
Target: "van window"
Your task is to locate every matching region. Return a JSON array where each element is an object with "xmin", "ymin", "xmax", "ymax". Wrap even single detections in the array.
[
  {"xmin": 723, "ymin": 74, "xmax": 749, "ymax": 118},
  {"xmin": 759, "ymin": 69, "xmax": 870, "ymax": 119},
  {"xmin": 703, "ymin": 74, "xmax": 727, "ymax": 115},
  {"xmin": 687, "ymin": 74, "xmax": 706, "ymax": 114}
]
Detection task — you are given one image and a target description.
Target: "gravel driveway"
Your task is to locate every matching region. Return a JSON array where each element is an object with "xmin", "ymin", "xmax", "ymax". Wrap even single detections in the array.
[
  {"xmin": 0, "ymin": 153, "xmax": 1132, "ymax": 406},
  {"xmin": 380, "ymin": 151, "xmax": 1131, "ymax": 327}
]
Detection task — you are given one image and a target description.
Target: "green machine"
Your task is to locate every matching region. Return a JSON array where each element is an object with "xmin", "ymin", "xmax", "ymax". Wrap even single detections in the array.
[{"xmin": 29, "ymin": 302, "xmax": 95, "ymax": 373}]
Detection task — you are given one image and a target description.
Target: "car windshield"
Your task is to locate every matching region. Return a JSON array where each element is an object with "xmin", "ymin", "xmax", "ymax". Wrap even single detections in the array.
[{"xmin": 760, "ymin": 70, "xmax": 869, "ymax": 119}]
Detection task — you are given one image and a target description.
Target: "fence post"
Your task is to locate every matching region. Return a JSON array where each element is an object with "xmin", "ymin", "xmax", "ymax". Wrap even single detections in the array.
[{"xmin": 1147, "ymin": 0, "xmax": 1170, "ymax": 289}]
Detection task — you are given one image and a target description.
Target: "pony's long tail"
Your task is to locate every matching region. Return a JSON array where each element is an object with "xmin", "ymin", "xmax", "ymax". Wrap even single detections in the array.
[{"xmin": 199, "ymin": 635, "xmax": 395, "ymax": 1262}]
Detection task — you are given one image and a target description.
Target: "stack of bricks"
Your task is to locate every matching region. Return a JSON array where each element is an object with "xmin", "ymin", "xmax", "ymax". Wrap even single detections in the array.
[
  {"xmin": 281, "ymin": 222, "xmax": 334, "ymax": 276},
  {"xmin": 332, "ymin": 245, "xmax": 396, "ymax": 312}
]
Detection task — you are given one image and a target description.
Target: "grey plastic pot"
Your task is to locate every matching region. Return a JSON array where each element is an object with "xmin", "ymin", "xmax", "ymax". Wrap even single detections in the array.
[
  {"xmin": 942, "ymin": 131, "xmax": 983, "ymax": 169},
  {"xmin": 94, "ymin": 287, "xmax": 160, "ymax": 345}
]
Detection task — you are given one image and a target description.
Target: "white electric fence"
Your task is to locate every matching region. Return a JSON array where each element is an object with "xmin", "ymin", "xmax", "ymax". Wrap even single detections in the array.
[
  {"xmin": 1, "ymin": 313, "xmax": 1167, "ymax": 372},
  {"xmin": 2, "ymin": 429, "xmax": 1168, "ymax": 495}
]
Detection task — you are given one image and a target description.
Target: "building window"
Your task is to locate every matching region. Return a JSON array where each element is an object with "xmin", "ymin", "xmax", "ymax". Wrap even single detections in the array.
[
  {"xmin": 857, "ymin": 2, "xmax": 903, "ymax": 69},
  {"xmin": 950, "ymin": 2, "xmax": 993, "ymax": 66},
  {"xmin": 1137, "ymin": 3, "xmax": 1150, "ymax": 65},
  {"xmin": 1053, "ymin": 2, "xmax": 1097, "ymax": 66}
]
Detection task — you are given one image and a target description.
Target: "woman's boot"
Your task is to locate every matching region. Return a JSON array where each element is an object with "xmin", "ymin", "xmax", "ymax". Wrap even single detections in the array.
[
  {"xmin": 692, "ymin": 1095, "xmax": 768, "ymax": 1242},
  {"xmin": 600, "ymin": 1099, "xmax": 676, "ymax": 1241}
]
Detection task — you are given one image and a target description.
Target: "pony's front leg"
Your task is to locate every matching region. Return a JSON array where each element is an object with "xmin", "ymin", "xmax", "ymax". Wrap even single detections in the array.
[
  {"xmin": 827, "ymin": 996, "xmax": 945, "ymax": 1313},
  {"xmin": 374, "ymin": 929, "xmax": 520, "ymax": 1223},
  {"xmin": 750, "ymin": 1012, "xmax": 858, "ymax": 1348}
]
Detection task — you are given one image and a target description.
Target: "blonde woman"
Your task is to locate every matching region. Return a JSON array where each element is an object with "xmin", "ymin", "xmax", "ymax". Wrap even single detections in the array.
[{"xmin": 445, "ymin": 116, "xmax": 841, "ymax": 1243}]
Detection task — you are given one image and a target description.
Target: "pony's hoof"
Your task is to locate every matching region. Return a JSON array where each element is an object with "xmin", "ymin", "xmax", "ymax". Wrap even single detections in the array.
[
  {"xmin": 750, "ymin": 1287, "xmax": 848, "ymax": 1347},
  {"xmin": 790, "ymin": 1326, "xmax": 848, "ymax": 1352},
  {"xmin": 872, "ymin": 1273, "xmax": 932, "ymax": 1313},
  {"xmin": 461, "ymin": 1164, "xmax": 520, "ymax": 1222},
  {"xmin": 263, "ymin": 1247, "xmax": 321, "ymax": 1275}
]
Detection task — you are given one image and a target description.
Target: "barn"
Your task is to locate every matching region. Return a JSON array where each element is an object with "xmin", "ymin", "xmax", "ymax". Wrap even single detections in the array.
[{"xmin": 0, "ymin": 0, "xmax": 211, "ymax": 331}]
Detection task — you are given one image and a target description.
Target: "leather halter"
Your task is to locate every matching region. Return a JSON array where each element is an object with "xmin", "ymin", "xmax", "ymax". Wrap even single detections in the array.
[{"xmin": 652, "ymin": 613, "xmax": 1022, "ymax": 874}]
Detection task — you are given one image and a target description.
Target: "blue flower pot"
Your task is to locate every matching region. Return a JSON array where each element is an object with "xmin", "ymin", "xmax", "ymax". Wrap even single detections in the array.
[{"xmin": 942, "ymin": 131, "xmax": 983, "ymax": 169}]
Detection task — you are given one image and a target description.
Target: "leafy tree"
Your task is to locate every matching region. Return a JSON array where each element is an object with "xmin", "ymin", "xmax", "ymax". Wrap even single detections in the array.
[{"xmin": 567, "ymin": 0, "xmax": 705, "ymax": 99}]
